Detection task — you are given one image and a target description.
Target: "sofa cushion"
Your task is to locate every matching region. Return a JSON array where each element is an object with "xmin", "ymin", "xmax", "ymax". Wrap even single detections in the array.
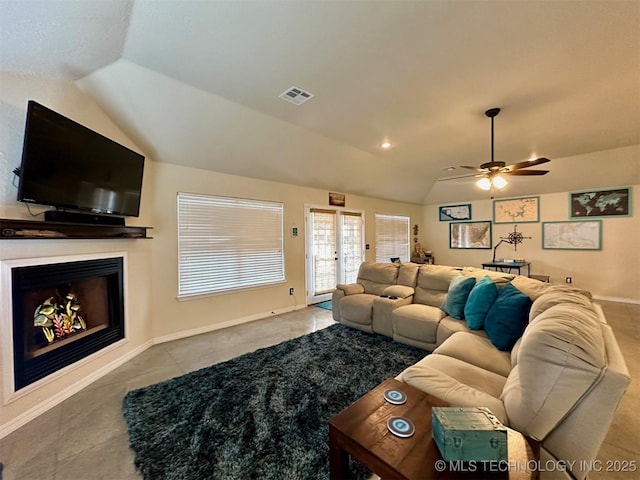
[
  {"xmin": 529, "ymin": 289, "xmax": 593, "ymax": 322},
  {"xmin": 392, "ymin": 304, "xmax": 446, "ymax": 344},
  {"xmin": 400, "ymin": 354, "xmax": 508, "ymax": 423},
  {"xmin": 357, "ymin": 262, "xmax": 399, "ymax": 295},
  {"xmin": 464, "ymin": 275, "xmax": 499, "ymax": 330},
  {"xmin": 413, "ymin": 265, "xmax": 459, "ymax": 307},
  {"xmin": 398, "ymin": 262, "xmax": 420, "ymax": 287},
  {"xmin": 436, "ymin": 316, "xmax": 480, "ymax": 345},
  {"xmin": 441, "ymin": 274, "xmax": 476, "ymax": 320},
  {"xmin": 339, "ymin": 294, "xmax": 378, "ymax": 325},
  {"xmin": 462, "ymin": 267, "xmax": 514, "ymax": 285},
  {"xmin": 510, "ymin": 275, "xmax": 551, "ymax": 301},
  {"xmin": 484, "ymin": 283, "xmax": 532, "ymax": 351},
  {"xmin": 434, "ymin": 331, "xmax": 512, "ymax": 377}
]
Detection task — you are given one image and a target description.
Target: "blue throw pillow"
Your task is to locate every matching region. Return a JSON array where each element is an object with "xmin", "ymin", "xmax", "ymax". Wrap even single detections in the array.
[
  {"xmin": 484, "ymin": 283, "xmax": 532, "ymax": 351},
  {"xmin": 464, "ymin": 275, "xmax": 499, "ymax": 330},
  {"xmin": 441, "ymin": 274, "xmax": 476, "ymax": 320}
]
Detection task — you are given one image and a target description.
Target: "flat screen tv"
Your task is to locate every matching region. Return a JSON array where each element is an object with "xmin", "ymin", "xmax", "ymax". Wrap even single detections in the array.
[{"xmin": 17, "ymin": 101, "xmax": 145, "ymax": 221}]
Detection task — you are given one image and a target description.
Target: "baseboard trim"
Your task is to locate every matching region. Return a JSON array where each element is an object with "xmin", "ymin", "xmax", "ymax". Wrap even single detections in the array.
[
  {"xmin": 0, "ymin": 340, "xmax": 152, "ymax": 440},
  {"xmin": 152, "ymin": 304, "xmax": 308, "ymax": 345},
  {"xmin": 593, "ymin": 295, "xmax": 640, "ymax": 305}
]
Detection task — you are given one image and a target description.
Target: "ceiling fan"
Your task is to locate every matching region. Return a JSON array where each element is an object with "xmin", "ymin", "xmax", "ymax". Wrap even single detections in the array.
[{"xmin": 440, "ymin": 107, "xmax": 550, "ymax": 191}]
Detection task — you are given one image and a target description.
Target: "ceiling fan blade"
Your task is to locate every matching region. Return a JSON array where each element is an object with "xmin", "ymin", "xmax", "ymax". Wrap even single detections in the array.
[
  {"xmin": 504, "ymin": 157, "xmax": 551, "ymax": 171},
  {"xmin": 507, "ymin": 169, "xmax": 549, "ymax": 176},
  {"xmin": 438, "ymin": 173, "xmax": 482, "ymax": 181},
  {"xmin": 459, "ymin": 165, "xmax": 485, "ymax": 172}
]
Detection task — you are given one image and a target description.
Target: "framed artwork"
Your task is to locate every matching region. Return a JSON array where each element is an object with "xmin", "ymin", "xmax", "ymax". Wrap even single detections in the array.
[
  {"xmin": 493, "ymin": 196, "xmax": 540, "ymax": 224},
  {"xmin": 570, "ymin": 187, "xmax": 631, "ymax": 218},
  {"xmin": 329, "ymin": 192, "xmax": 345, "ymax": 207},
  {"xmin": 439, "ymin": 204, "xmax": 472, "ymax": 221},
  {"xmin": 542, "ymin": 220, "xmax": 602, "ymax": 250},
  {"xmin": 450, "ymin": 221, "xmax": 492, "ymax": 249}
]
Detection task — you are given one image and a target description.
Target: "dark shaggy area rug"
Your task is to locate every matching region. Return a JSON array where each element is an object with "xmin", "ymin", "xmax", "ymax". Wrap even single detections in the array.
[{"xmin": 123, "ymin": 323, "xmax": 427, "ymax": 480}]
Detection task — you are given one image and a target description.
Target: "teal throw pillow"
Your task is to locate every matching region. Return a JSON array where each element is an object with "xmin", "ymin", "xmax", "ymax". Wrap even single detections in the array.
[
  {"xmin": 442, "ymin": 274, "xmax": 476, "ymax": 320},
  {"xmin": 464, "ymin": 275, "xmax": 499, "ymax": 330},
  {"xmin": 484, "ymin": 283, "xmax": 532, "ymax": 351}
]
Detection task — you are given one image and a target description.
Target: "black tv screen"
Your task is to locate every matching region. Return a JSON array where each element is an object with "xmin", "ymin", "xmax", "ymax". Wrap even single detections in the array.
[{"xmin": 17, "ymin": 101, "xmax": 145, "ymax": 217}]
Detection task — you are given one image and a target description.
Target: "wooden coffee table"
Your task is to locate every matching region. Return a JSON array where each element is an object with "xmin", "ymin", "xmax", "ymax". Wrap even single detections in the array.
[{"xmin": 329, "ymin": 378, "xmax": 538, "ymax": 480}]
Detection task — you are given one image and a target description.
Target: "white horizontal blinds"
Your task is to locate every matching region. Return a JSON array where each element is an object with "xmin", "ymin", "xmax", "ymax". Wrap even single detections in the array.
[
  {"xmin": 375, "ymin": 214, "xmax": 410, "ymax": 262},
  {"xmin": 341, "ymin": 212, "xmax": 363, "ymax": 284},
  {"xmin": 178, "ymin": 193, "xmax": 284, "ymax": 297},
  {"xmin": 310, "ymin": 208, "xmax": 336, "ymax": 295}
]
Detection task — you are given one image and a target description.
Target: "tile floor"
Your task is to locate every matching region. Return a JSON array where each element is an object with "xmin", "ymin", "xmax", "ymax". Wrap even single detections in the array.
[{"xmin": 0, "ymin": 301, "xmax": 637, "ymax": 480}]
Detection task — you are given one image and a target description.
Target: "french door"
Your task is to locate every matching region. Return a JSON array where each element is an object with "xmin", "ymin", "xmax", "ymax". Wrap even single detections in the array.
[{"xmin": 305, "ymin": 206, "xmax": 364, "ymax": 305}]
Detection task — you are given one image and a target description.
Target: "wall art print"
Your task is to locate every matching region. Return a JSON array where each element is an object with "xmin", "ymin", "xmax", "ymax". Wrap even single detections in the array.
[
  {"xmin": 439, "ymin": 204, "xmax": 472, "ymax": 221},
  {"xmin": 570, "ymin": 187, "xmax": 631, "ymax": 218},
  {"xmin": 450, "ymin": 221, "xmax": 492, "ymax": 249},
  {"xmin": 493, "ymin": 196, "xmax": 540, "ymax": 224},
  {"xmin": 542, "ymin": 220, "xmax": 602, "ymax": 250}
]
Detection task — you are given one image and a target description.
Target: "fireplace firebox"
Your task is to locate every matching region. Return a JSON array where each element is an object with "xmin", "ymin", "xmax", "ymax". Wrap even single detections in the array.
[{"xmin": 11, "ymin": 256, "xmax": 125, "ymax": 391}]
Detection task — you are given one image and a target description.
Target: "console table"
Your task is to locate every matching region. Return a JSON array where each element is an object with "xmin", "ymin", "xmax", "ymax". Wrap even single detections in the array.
[
  {"xmin": 482, "ymin": 261, "xmax": 530, "ymax": 277},
  {"xmin": 329, "ymin": 378, "xmax": 538, "ymax": 479}
]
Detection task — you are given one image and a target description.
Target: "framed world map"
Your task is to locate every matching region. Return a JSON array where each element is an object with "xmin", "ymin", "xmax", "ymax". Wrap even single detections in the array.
[
  {"xmin": 493, "ymin": 196, "xmax": 540, "ymax": 224},
  {"xmin": 570, "ymin": 187, "xmax": 631, "ymax": 218}
]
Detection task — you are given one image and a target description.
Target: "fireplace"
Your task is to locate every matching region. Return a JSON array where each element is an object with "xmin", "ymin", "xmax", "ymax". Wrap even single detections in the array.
[{"xmin": 2, "ymin": 254, "xmax": 126, "ymax": 395}]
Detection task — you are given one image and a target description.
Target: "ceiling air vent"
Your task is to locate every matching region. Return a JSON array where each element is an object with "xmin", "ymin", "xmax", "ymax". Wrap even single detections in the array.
[{"xmin": 278, "ymin": 86, "xmax": 314, "ymax": 105}]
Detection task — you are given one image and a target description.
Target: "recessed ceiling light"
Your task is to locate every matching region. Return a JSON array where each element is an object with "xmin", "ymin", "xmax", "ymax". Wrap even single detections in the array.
[
  {"xmin": 442, "ymin": 166, "xmax": 456, "ymax": 171},
  {"xmin": 380, "ymin": 142, "xmax": 391, "ymax": 149}
]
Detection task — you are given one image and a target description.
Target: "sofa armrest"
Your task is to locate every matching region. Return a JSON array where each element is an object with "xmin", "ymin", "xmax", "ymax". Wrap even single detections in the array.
[
  {"xmin": 382, "ymin": 285, "xmax": 415, "ymax": 299},
  {"xmin": 336, "ymin": 283, "xmax": 365, "ymax": 296}
]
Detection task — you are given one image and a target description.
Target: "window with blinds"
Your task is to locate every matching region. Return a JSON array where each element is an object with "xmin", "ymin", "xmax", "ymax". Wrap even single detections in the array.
[
  {"xmin": 375, "ymin": 214, "xmax": 410, "ymax": 262},
  {"xmin": 177, "ymin": 193, "xmax": 285, "ymax": 298}
]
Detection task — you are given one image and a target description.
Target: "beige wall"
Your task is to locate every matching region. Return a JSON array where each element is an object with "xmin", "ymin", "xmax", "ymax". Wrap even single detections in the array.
[
  {"xmin": 149, "ymin": 161, "xmax": 423, "ymax": 339},
  {"xmin": 422, "ymin": 184, "xmax": 640, "ymax": 302}
]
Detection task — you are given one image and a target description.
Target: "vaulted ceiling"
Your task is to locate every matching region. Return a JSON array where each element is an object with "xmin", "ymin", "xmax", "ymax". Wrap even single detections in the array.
[{"xmin": 1, "ymin": 0, "xmax": 639, "ymax": 204}]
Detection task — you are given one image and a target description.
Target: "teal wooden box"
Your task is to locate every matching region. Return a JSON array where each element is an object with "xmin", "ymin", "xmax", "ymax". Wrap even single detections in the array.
[{"xmin": 431, "ymin": 407, "xmax": 507, "ymax": 462}]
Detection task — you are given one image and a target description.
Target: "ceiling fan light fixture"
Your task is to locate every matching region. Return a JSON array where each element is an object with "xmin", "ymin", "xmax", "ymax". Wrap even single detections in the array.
[
  {"xmin": 492, "ymin": 175, "xmax": 508, "ymax": 189},
  {"xmin": 476, "ymin": 177, "xmax": 492, "ymax": 190}
]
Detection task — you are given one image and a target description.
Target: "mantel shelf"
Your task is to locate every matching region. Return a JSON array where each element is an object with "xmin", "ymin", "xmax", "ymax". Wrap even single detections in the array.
[{"xmin": 0, "ymin": 218, "xmax": 152, "ymax": 240}]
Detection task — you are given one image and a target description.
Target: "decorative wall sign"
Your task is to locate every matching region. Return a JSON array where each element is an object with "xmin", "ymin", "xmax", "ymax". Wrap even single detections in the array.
[
  {"xmin": 570, "ymin": 187, "xmax": 631, "ymax": 218},
  {"xmin": 439, "ymin": 204, "xmax": 472, "ymax": 221},
  {"xmin": 493, "ymin": 196, "xmax": 540, "ymax": 224},
  {"xmin": 329, "ymin": 192, "xmax": 345, "ymax": 207},
  {"xmin": 450, "ymin": 221, "xmax": 492, "ymax": 249},
  {"xmin": 542, "ymin": 220, "xmax": 602, "ymax": 250}
]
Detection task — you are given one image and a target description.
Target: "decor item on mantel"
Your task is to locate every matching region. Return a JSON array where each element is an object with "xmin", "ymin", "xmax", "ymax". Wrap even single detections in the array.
[
  {"xmin": 0, "ymin": 218, "xmax": 152, "ymax": 239},
  {"xmin": 438, "ymin": 108, "xmax": 550, "ymax": 195}
]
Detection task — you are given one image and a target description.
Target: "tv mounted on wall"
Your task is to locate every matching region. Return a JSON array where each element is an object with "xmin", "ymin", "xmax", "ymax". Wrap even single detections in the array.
[{"xmin": 16, "ymin": 101, "xmax": 145, "ymax": 225}]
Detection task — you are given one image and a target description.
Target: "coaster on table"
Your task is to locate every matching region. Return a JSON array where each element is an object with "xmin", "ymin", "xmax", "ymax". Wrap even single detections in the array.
[
  {"xmin": 383, "ymin": 389, "xmax": 407, "ymax": 405},
  {"xmin": 387, "ymin": 416, "xmax": 415, "ymax": 438}
]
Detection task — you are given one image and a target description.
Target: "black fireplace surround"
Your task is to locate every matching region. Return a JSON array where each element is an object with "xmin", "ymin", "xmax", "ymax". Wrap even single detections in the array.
[{"xmin": 12, "ymin": 257, "xmax": 125, "ymax": 390}]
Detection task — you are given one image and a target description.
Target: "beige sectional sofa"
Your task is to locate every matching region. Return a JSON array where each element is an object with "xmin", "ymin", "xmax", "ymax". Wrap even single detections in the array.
[{"xmin": 332, "ymin": 261, "xmax": 630, "ymax": 480}]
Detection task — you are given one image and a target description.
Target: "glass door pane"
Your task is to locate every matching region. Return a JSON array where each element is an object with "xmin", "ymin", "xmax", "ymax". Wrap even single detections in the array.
[
  {"xmin": 341, "ymin": 213, "xmax": 363, "ymax": 285},
  {"xmin": 311, "ymin": 210, "xmax": 336, "ymax": 296}
]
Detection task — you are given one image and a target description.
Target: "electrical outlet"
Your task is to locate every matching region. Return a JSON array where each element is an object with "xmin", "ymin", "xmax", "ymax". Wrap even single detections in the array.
[
  {"xmin": 289, "ymin": 287, "xmax": 294, "ymax": 295},
  {"xmin": 565, "ymin": 277, "xmax": 572, "ymax": 284}
]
